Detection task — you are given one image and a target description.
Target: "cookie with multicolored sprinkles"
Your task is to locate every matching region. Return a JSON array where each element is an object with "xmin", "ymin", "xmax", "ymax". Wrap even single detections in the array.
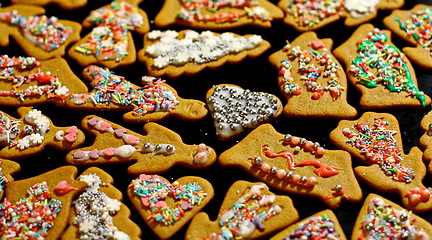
[
  {"xmin": 0, "ymin": 106, "xmax": 85, "ymax": 160},
  {"xmin": 185, "ymin": 180, "xmax": 299, "ymax": 240},
  {"xmin": 127, "ymin": 174, "xmax": 214, "ymax": 239},
  {"xmin": 219, "ymin": 123, "xmax": 363, "ymax": 209},
  {"xmin": 0, "ymin": 166, "xmax": 87, "ymax": 240},
  {"xmin": 62, "ymin": 167, "xmax": 141, "ymax": 240},
  {"xmin": 68, "ymin": 0, "xmax": 150, "ymax": 69},
  {"xmin": 418, "ymin": 111, "xmax": 432, "ymax": 174},
  {"xmin": 154, "ymin": 0, "xmax": 283, "ymax": 29},
  {"xmin": 66, "ymin": 115, "xmax": 216, "ymax": 175},
  {"xmin": 268, "ymin": 31, "xmax": 357, "ymax": 119},
  {"xmin": 351, "ymin": 194, "xmax": 432, "ymax": 240},
  {"xmin": 0, "ymin": 159, "xmax": 20, "ymax": 200},
  {"xmin": 63, "ymin": 65, "xmax": 208, "ymax": 123},
  {"xmin": 333, "ymin": 23, "xmax": 431, "ymax": 109},
  {"xmin": 383, "ymin": 4, "xmax": 432, "ymax": 70},
  {"xmin": 138, "ymin": 29, "xmax": 271, "ymax": 79},
  {"xmin": 0, "ymin": 4, "xmax": 81, "ymax": 60},
  {"xmin": 330, "ymin": 112, "xmax": 432, "ymax": 213},
  {"xmin": 270, "ymin": 209, "xmax": 347, "ymax": 240}
]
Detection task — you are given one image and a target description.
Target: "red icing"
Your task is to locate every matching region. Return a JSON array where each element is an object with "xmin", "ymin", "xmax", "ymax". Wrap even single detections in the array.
[
  {"xmin": 262, "ymin": 145, "xmax": 295, "ymax": 170},
  {"xmin": 54, "ymin": 180, "xmax": 77, "ymax": 196},
  {"xmin": 295, "ymin": 159, "xmax": 339, "ymax": 178}
]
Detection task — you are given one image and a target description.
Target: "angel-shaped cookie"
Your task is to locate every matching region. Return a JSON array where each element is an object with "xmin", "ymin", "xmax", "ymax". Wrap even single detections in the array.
[
  {"xmin": 330, "ymin": 112, "xmax": 432, "ymax": 213},
  {"xmin": 11, "ymin": 0, "xmax": 87, "ymax": 10},
  {"xmin": 219, "ymin": 123, "xmax": 362, "ymax": 209},
  {"xmin": 0, "ymin": 55, "xmax": 88, "ymax": 107},
  {"xmin": 63, "ymin": 65, "xmax": 207, "ymax": 122},
  {"xmin": 334, "ymin": 24, "xmax": 431, "ymax": 109},
  {"xmin": 268, "ymin": 31, "xmax": 357, "ymax": 119},
  {"xmin": 186, "ymin": 180, "xmax": 299, "ymax": 240},
  {"xmin": 0, "ymin": 4, "xmax": 81, "ymax": 60},
  {"xmin": 418, "ymin": 111, "xmax": 432, "ymax": 174},
  {"xmin": 384, "ymin": 4, "xmax": 432, "ymax": 70},
  {"xmin": 128, "ymin": 174, "xmax": 214, "ymax": 239},
  {"xmin": 62, "ymin": 167, "xmax": 141, "ymax": 240},
  {"xmin": 351, "ymin": 194, "xmax": 432, "ymax": 239},
  {"xmin": 0, "ymin": 107, "xmax": 85, "ymax": 159},
  {"xmin": 66, "ymin": 115, "xmax": 216, "ymax": 175},
  {"xmin": 0, "ymin": 166, "xmax": 87, "ymax": 240},
  {"xmin": 0, "ymin": 159, "xmax": 20, "ymax": 200},
  {"xmin": 278, "ymin": 0, "xmax": 404, "ymax": 32},
  {"xmin": 154, "ymin": 0, "xmax": 283, "ymax": 29},
  {"xmin": 68, "ymin": 0, "xmax": 150, "ymax": 69},
  {"xmin": 138, "ymin": 29, "xmax": 270, "ymax": 79}
]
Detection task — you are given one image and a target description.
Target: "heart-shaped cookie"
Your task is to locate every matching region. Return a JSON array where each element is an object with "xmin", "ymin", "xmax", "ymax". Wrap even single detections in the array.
[
  {"xmin": 206, "ymin": 84, "xmax": 283, "ymax": 141},
  {"xmin": 127, "ymin": 174, "xmax": 214, "ymax": 239}
]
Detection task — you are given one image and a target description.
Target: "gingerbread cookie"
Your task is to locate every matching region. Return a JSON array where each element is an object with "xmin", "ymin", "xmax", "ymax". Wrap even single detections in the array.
[
  {"xmin": 270, "ymin": 209, "xmax": 347, "ymax": 240},
  {"xmin": 384, "ymin": 4, "xmax": 432, "ymax": 70},
  {"xmin": 0, "ymin": 55, "xmax": 88, "ymax": 107},
  {"xmin": 154, "ymin": 0, "xmax": 283, "ymax": 29},
  {"xmin": 0, "ymin": 159, "xmax": 20, "ymax": 200},
  {"xmin": 0, "ymin": 4, "xmax": 81, "ymax": 60},
  {"xmin": 138, "ymin": 29, "xmax": 271, "ymax": 79},
  {"xmin": 0, "ymin": 166, "xmax": 87, "ymax": 240},
  {"xmin": 219, "ymin": 123, "xmax": 362, "ymax": 209},
  {"xmin": 0, "ymin": 107, "xmax": 85, "ymax": 159},
  {"xmin": 68, "ymin": 0, "xmax": 150, "ymax": 69},
  {"xmin": 63, "ymin": 65, "xmax": 208, "ymax": 123},
  {"xmin": 268, "ymin": 31, "xmax": 357, "ymax": 119},
  {"xmin": 186, "ymin": 180, "xmax": 299, "ymax": 240},
  {"xmin": 351, "ymin": 194, "xmax": 432, "ymax": 239},
  {"xmin": 330, "ymin": 112, "xmax": 432, "ymax": 213},
  {"xmin": 418, "ymin": 111, "xmax": 432, "ymax": 174},
  {"xmin": 333, "ymin": 24, "xmax": 431, "ymax": 109},
  {"xmin": 66, "ymin": 115, "xmax": 216, "ymax": 175},
  {"xmin": 62, "ymin": 167, "xmax": 141, "ymax": 240},
  {"xmin": 128, "ymin": 174, "xmax": 214, "ymax": 239},
  {"xmin": 206, "ymin": 84, "xmax": 283, "ymax": 141},
  {"xmin": 278, "ymin": 0, "xmax": 404, "ymax": 31},
  {"xmin": 11, "ymin": 0, "xmax": 88, "ymax": 10}
]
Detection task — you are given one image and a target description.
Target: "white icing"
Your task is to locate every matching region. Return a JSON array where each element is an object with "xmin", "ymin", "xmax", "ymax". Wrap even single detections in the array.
[
  {"xmin": 344, "ymin": 0, "xmax": 379, "ymax": 18},
  {"xmin": 55, "ymin": 130, "xmax": 65, "ymax": 141},
  {"xmin": 113, "ymin": 145, "xmax": 137, "ymax": 158}
]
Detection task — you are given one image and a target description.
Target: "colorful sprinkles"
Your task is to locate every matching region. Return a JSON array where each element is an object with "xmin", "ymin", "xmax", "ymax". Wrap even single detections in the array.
[
  {"xmin": 0, "ymin": 11, "xmax": 73, "ymax": 51},
  {"xmin": 342, "ymin": 117, "xmax": 415, "ymax": 183},
  {"xmin": 288, "ymin": 0, "xmax": 343, "ymax": 28},
  {"xmin": 131, "ymin": 174, "xmax": 207, "ymax": 225},
  {"xmin": 0, "ymin": 182, "xmax": 62, "ymax": 239},
  {"xmin": 349, "ymin": 28, "xmax": 426, "ymax": 107},
  {"xmin": 0, "ymin": 167, "xmax": 9, "ymax": 194},
  {"xmin": 284, "ymin": 214, "xmax": 342, "ymax": 240}
]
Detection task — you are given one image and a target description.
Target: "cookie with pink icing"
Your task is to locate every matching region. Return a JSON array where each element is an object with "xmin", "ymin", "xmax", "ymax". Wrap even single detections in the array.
[
  {"xmin": 63, "ymin": 65, "xmax": 208, "ymax": 123},
  {"xmin": 68, "ymin": 0, "xmax": 150, "ymax": 69},
  {"xmin": 185, "ymin": 180, "xmax": 299, "ymax": 240},
  {"xmin": 0, "ymin": 106, "xmax": 85, "ymax": 160},
  {"xmin": 62, "ymin": 167, "xmax": 141, "ymax": 240},
  {"xmin": 127, "ymin": 174, "xmax": 214, "ymax": 239},
  {"xmin": 0, "ymin": 4, "xmax": 81, "ymax": 60},
  {"xmin": 330, "ymin": 112, "xmax": 432, "ymax": 213},
  {"xmin": 418, "ymin": 111, "xmax": 432, "ymax": 174},
  {"xmin": 219, "ymin": 123, "xmax": 363, "ymax": 209},
  {"xmin": 66, "ymin": 115, "xmax": 216, "ymax": 175},
  {"xmin": 0, "ymin": 159, "xmax": 20, "ymax": 200}
]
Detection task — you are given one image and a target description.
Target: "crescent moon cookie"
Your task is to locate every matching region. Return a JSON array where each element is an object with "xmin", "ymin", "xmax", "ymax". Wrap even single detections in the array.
[
  {"xmin": 219, "ymin": 123, "xmax": 363, "ymax": 209},
  {"xmin": 330, "ymin": 112, "xmax": 432, "ymax": 213},
  {"xmin": 62, "ymin": 167, "xmax": 141, "ymax": 240},
  {"xmin": 138, "ymin": 29, "xmax": 271, "ymax": 79},
  {"xmin": 270, "ymin": 209, "xmax": 347, "ymax": 240},
  {"xmin": 0, "ymin": 166, "xmax": 87, "ymax": 240},
  {"xmin": 418, "ymin": 111, "xmax": 432, "ymax": 174},
  {"xmin": 0, "ymin": 159, "xmax": 20, "ymax": 200},
  {"xmin": 351, "ymin": 194, "xmax": 432, "ymax": 240},
  {"xmin": 0, "ymin": 106, "xmax": 85, "ymax": 160},
  {"xmin": 277, "ymin": 0, "xmax": 404, "ymax": 32},
  {"xmin": 206, "ymin": 84, "xmax": 283, "ymax": 141},
  {"xmin": 154, "ymin": 0, "xmax": 284, "ymax": 29},
  {"xmin": 68, "ymin": 0, "xmax": 150, "ymax": 69},
  {"xmin": 383, "ymin": 4, "xmax": 432, "ymax": 70},
  {"xmin": 11, "ymin": 0, "xmax": 88, "ymax": 10},
  {"xmin": 185, "ymin": 180, "xmax": 299, "ymax": 240},
  {"xmin": 0, "ymin": 4, "xmax": 81, "ymax": 60},
  {"xmin": 127, "ymin": 174, "xmax": 214, "ymax": 239},
  {"xmin": 63, "ymin": 65, "xmax": 208, "ymax": 123},
  {"xmin": 66, "ymin": 115, "xmax": 217, "ymax": 175},
  {"xmin": 268, "ymin": 31, "xmax": 357, "ymax": 119},
  {"xmin": 333, "ymin": 24, "xmax": 431, "ymax": 110}
]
